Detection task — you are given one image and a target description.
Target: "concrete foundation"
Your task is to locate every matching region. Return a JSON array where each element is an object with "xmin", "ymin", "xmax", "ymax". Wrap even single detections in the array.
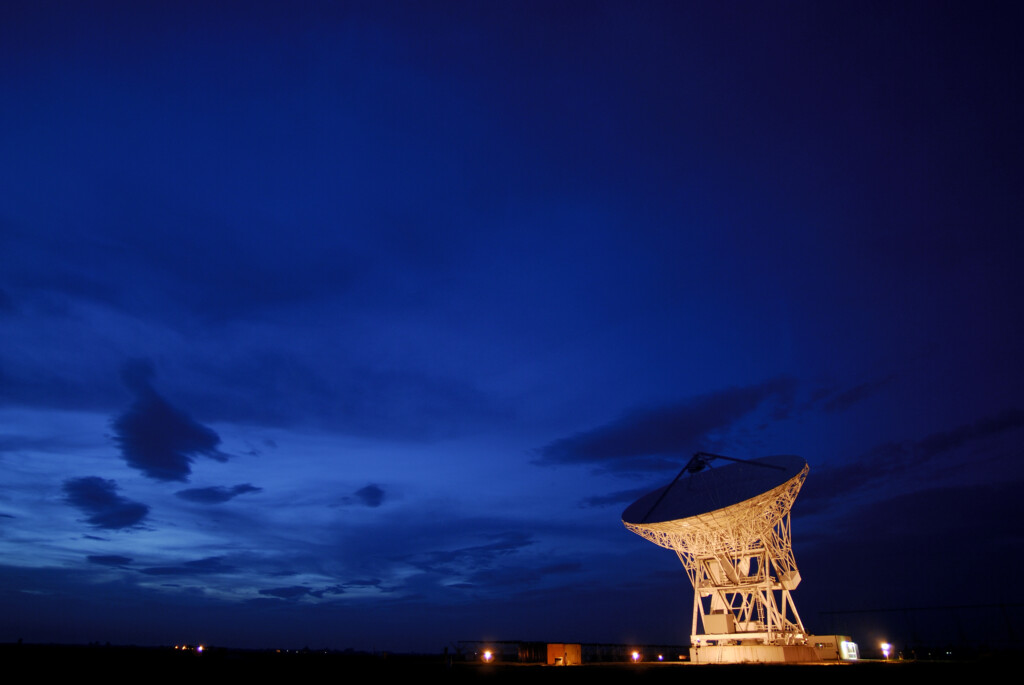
[{"xmin": 689, "ymin": 644, "xmax": 820, "ymax": 664}]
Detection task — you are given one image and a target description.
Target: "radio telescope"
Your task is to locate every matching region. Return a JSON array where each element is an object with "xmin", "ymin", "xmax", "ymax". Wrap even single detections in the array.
[{"xmin": 623, "ymin": 453, "xmax": 817, "ymax": 663}]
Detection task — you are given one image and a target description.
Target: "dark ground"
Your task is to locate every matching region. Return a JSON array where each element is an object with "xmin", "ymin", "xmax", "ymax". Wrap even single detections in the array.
[{"xmin": 2, "ymin": 643, "xmax": 1015, "ymax": 681}]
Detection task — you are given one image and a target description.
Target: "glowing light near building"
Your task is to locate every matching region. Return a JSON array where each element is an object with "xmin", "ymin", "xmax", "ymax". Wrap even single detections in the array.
[
  {"xmin": 482, "ymin": 650, "xmax": 493, "ymax": 662},
  {"xmin": 880, "ymin": 642, "xmax": 891, "ymax": 660},
  {"xmin": 631, "ymin": 651, "xmax": 640, "ymax": 662}
]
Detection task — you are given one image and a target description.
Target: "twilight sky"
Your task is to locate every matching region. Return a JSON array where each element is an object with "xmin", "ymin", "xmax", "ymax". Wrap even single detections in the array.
[{"xmin": 2, "ymin": 1, "xmax": 1022, "ymax": 652}]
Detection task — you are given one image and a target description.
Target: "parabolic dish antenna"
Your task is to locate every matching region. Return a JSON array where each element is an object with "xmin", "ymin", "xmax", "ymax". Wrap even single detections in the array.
[{"xmin": 623, "ymin": 453, "xmax": 812, "ymax": 662}]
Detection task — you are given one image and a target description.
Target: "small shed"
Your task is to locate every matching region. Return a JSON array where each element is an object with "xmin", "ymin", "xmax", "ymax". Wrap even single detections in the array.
[{"xmin": 546, "ymin": 643, "xmax": 582, "ymax": 665}]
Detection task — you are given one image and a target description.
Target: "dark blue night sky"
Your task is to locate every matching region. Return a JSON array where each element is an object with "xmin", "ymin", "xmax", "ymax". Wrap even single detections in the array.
[{"xmin": 2, "ymin": 2, "xmax": 1022, "ymax": 652}]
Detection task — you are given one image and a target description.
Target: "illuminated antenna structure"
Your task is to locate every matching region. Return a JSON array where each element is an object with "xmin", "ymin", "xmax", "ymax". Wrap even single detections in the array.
[{"xmin": 622, "ymin": 453, "xmax": 813, "ymax": 663}]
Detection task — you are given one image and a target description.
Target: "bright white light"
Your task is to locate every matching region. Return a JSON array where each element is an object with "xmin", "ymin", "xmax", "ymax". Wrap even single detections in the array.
[
  {"xmin": 482, "ymin": 650, "xmax": 493, "ymax": 662},
  {"xmin": 631, "ymin": 651, "xmax": 640, "ymax": 662},
  {"xmin": 880, "ymin": 642, "xmax": 891, "ymax": 659}
]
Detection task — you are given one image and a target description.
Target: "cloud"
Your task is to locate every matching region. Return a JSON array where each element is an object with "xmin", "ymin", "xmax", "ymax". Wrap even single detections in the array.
[
  {"xmin": 578, "ymin": 487, "xmax": 654, "ymax": 509},
  {"xmin": 537, "ymin": 378, "xmax": 797, "ymax": 470},
  {"xmin": 87, "ymin": 555, "xmax": 133, "ymax": 566},
  {"xmin": 820, "ymin": 374, "xmax": 896, "ymax": 413},
  {"xmin": 258, "ymin": 584, "xmax": 346, "ymax": 600},
  {"xmin": 185, "ymin": 353, "xmax": 510, "ymax": 440},
  {"xmin": 451, "ymin": 559, "xmax": 584, "ymax": 593},
  {"xmin": 800, "ymin": 407, "xmax": 1024, "ymax": 513},
  {"xmin": 916, "ymin": 408, "xmax": 1024, "ymax": 458},
  {"xmin": 353, "ymin": 484, "xmax": 385, "ymax": 508},
  {"xmin": 259, "ymin": 586, "xmax": 312, "ymax": 600},
  {"xmin": 63, "ymin": 477, "xmax": 149, "ymax": 529},
  {"xmin": 407, "ymin": 531, "xmax": 533, "ymax": 574},
  {"xmin": 112, "ymin": 360, "xmax": 227, "ymax": 481},
  {"xmin": 336, "ymin": 483, "xmax": 387, "ymax": 508},
  {"xmin": 175, "ymin": 483, "xmax": 262, "ymax": 504},
  {"xmin": 139, "ymin": 556, "xmax": 235, "ymax": 576},
  {"xmin": 346, "ymin": 578, "xmax": 383, "ymax": 588},
  {"xmin": 797, "ymin": 479, "xmax": 1024, "ymax": 616}
]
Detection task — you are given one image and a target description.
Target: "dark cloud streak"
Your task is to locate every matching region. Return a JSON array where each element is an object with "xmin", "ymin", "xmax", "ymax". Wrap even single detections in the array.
[
  {"xmin": 916, "ymin": 408, "xmax": 1024, "ymax": 459},
  {"xmin": 139, "ymin": 556, "xmax": 235, "ymax": 576},
  {"xmin": 406, "ymin": 531, "xmax": 533, "ymax": 575},
  {"xmin": 258, "ymin": 584, "xmax": 346, "ymax": 600},
  {"xmin": 820, "ymin": 375, "xmax": 896, "ymax": 413},
  {"xmin": 113, "ymin": 360, "xmax": 226, "ymax": 482},
  {"xmin": 175, "ymin": 483, "xmax": 262, "ymax": 504},
  {"xmin": 799, "ymin": 408, "xmax": 1024, "ymax": 514},
  {"xmin": 87, "ymin": 555, "xmax": 133, "ymax": 566},
  {"xmin": 259, "ymin": 586, "xmax": 311, "ymax": 600},
  {"xmin": 578, "ymin": 487, "xmax": 653, "ymax": 509},
  {"xmin": 63, "ymin": 477, "xmax": 149, "ymax": 529},
  {"xmin": 538, "ymin": 378, "xmax": 797, "ymax": 470}
]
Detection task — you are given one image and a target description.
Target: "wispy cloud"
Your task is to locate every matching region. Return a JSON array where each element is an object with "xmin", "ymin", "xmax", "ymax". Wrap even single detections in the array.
[
  {"xmin": 818, "ymin": 374, "xmax": 896, "ymax": 413},
  {"xmin": 578, "ymin": 487, "xmax": 654, "ymax": 509},
  {"xmin": 800, "ymin": 408, "xmax": 1024, "ymax": 513},
  {"xmin": 258, "ymin": 584, "xmax": 346, "ymax": 601},
  {"xmin": 916, "ymin": 408, "xmax": 1024, "ymax": 458},
  {"xmin": 259, "ymin": 586, "xmax": 312, "ymax": 600},
  {"xmin": 139, "ymin": 556, "xmax": 235, "ymax": 576},
  {"xmin": 537, "ymin": 378, "xmax": 797, "ymax": 471},
  {"xmin": 406, "ymin": 531, "xmax": 533, "ymax": 574},
  {"xmin": 87, "ymin": 555, "xmax": 133, "ymax": 566}
]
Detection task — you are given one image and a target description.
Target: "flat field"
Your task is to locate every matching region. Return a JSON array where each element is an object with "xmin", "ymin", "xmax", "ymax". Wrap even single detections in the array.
[{"xmin": 2, "ymin": 644, "xmax": 1009, "ymax": 682}]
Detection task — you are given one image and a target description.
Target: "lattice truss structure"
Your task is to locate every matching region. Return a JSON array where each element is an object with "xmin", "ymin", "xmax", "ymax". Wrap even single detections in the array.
[{"xmin": 624, "ymin": 463, "xmax": 809, "ymax": 646}]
